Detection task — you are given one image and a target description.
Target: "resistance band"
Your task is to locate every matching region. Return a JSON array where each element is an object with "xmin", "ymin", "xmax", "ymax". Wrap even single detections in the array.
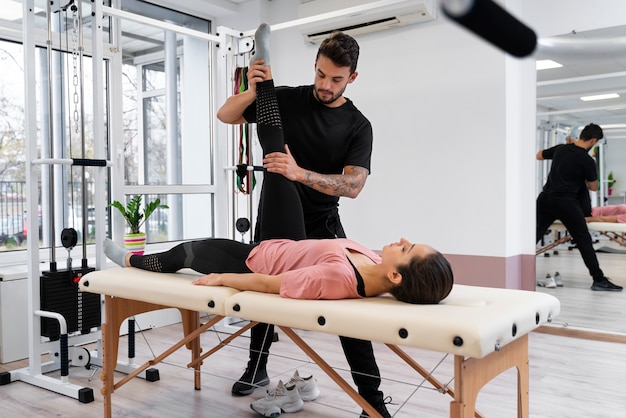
[{"xmin": 235, "ymin": 67, "xmax": 256, "ymax": 194}]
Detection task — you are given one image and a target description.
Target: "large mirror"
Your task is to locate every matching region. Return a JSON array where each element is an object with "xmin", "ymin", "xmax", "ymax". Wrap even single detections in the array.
[{"xmin": 536, "ymin": 25, "xmax": 626, "ymax": 336}]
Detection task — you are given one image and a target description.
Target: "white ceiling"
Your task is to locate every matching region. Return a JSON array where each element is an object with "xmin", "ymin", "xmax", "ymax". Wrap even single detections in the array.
[
  {"xmin": 536, "ymin": 25, "xmax": 626, "ymax": 139},
  {"xmin": 218, "ymin": 0, "xmax": 626, "ymax": 139},
  {"xmin": 14, "ymin": 0, "xmax": 624, "ymax": 138},
  {"xmin": 114, "ymin": 2, "xmax": 626, "ymax": 142}
]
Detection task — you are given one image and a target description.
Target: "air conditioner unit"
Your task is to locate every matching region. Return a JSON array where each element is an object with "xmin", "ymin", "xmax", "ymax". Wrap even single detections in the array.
[{"xmin": 298, "ymin": 0, "xmax": 436, "ymax": 44}]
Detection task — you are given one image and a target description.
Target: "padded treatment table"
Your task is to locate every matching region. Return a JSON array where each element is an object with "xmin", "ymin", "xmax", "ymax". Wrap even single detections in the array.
[
  {"xmin": 80, "ymin": 267, "xmax": 560, "ymax": 418},
  {"xmin": 536, "ymin": 221, "xmax": 626, "ymax": 255},
  {"xmin": 80, "ymin": 268, "xmax": 241, "ymax": 418}
]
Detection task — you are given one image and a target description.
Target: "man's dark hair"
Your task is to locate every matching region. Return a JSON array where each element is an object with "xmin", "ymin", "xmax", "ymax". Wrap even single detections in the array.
[
  {"xmin": 579, "ymin": 123, "xmax": 603, "ymax": 141},
  {"xmin": 316, "ymin": 31, "xmax": 360, "ymax": 74}
]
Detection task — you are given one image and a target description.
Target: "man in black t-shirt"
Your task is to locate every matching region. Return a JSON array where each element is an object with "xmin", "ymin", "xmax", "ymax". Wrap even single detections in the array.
[
  {"xmin": 242, "ymin": 83, "xmax": 372, "ymax": 239},
  {"xmin": 536, "ymin": 123, "xmax": 622, "ymax": 292},
  {"xmin": 218, "ymin": 28, "xmax": 390, "ymax": 417}
]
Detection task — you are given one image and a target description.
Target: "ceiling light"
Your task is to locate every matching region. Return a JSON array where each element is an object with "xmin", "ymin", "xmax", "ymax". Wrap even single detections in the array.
[
  {"xmin": 536, "ymin": 60, "xmax": 562, "ymax": 70},
  {"xmin": 580, "ymin": 93, "xmax": 620, "ymax": 101}
]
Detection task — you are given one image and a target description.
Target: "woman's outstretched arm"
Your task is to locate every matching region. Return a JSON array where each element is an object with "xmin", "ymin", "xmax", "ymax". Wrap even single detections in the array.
[{"xmin": 192, "ymin": 272, "xmax": 282, "ymax": 294}]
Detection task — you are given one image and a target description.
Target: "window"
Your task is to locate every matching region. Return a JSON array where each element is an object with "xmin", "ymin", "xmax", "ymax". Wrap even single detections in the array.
[
  {"xmin": 0, "ymin": 40, "xmax": 26, "ymax": 252},
  {"xmin": 0, "ymin": 0, "xmax": 217, "ymax": 262},
  {"xmin": 116, "ymin": 0, "xmax": 215, "ymax": 242}
]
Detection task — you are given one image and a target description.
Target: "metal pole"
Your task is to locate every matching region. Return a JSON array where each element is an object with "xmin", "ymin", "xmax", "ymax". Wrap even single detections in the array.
[
  {"xmin": 76, "ymin": 0, "xmax": 89, "ymax": 265},
  {"xmin": 46, "ymin": 0, "xmax": 57, "ymax": 269}
]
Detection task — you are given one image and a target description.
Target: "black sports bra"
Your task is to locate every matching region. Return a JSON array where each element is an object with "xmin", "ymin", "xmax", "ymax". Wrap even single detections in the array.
[{"xmin": 346, "ymin": 256, "xmax": 366, "ymax": 297}]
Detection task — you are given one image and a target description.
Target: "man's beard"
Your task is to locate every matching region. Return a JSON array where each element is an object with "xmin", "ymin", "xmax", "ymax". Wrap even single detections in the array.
[{"xmin": 313, "ymin": 85, "xmax": 346, "ymax": 105}]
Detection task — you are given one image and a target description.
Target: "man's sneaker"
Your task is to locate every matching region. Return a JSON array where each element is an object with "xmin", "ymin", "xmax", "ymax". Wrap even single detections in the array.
[
  {"xmin": 537, "ymin": 273, "xmax": 556, "ymax": 288},
  {"xmin": 554, "ymin": 271, "xmax": 563, "ymax": 287},
  {"xmin": 359, "ymin": 394, "xmax": 393, "ymax": 418},
  {"xmin": 285, "ymin": 370, "xmax": 320, "ymax": 401},
  {"xmin": 591, "ymin": 278, "xmax": 623, "ymax": 292},
  {"xmin": 250, "ymin": 380, "xmax": 304, "ymax": 417},
  {"xmin": 232, "ymin": 366, "xmax": 270, "ymax": 396}
]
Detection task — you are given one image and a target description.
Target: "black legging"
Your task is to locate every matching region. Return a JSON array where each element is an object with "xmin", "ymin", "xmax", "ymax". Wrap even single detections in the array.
[
  {"xmin": 254, "ymin": 79, "xmax": 305, "ymax": 241},
  {"xmin": 129, "ymin": 239, "xmax": 254, "ymax": 273},
  {"xmin": 129, "ymin": 79, "xmax": 305, "ymax": 273}
]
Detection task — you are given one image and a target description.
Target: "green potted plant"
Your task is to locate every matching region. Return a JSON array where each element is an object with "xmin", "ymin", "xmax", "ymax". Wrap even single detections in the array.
[
  {"xmin": 109, "ymin": 195, "xmax": 168, "ymax": 255},
  {"xmin": 608, "ymin": 171, "xmax": 616, "ymax": 196}
]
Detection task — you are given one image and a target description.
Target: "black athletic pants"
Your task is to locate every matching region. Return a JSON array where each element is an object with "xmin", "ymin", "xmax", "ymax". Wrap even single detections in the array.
[
  {"xmin": 536, "ymin": 192, "xmax": 604, "ymax": 281},
  {"xmin": 251, "ymin": 207, "xmax": 383, "ymax": 401}
]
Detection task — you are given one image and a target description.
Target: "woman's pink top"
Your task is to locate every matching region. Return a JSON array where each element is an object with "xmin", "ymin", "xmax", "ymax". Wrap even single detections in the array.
[
  {"xmin": 246, "ymin": 238, "xmax": 381, "ymax": 300},
  {"xmin": 592, "ymin": 205, "xmax": 626, "ymax": 223}
]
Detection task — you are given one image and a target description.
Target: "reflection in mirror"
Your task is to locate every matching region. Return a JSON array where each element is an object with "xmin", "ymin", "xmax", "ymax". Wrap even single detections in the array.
[{"xmin": 536, "ymin": 25, "xmax": 626, "ymax": 335}]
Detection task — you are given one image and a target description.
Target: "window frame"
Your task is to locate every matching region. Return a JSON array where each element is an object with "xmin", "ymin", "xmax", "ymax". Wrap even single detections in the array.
[{"xmin": 0, "ymin": 1, "xmax": 227, "ymax": 267}]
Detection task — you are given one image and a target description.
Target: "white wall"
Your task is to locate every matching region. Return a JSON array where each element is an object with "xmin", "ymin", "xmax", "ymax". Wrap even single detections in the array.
[
  {"xmin": 341, "ymin": 21, "xmax": 515, "ymax": 255},
  {"xmin": 251, "ymin": 0, "xmax": 534, "ymax": 259},
  {"xmin": 214, "ymin": 1, "xmax": 260, "ymax": 31},
  {"xmin": 214, "ymin": 0, "xmax": 626, "ymax": 262}
]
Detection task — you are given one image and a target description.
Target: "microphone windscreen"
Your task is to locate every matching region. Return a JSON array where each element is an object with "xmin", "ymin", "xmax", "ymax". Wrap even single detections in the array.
[{"xmin": 442, "ymin": 0, "xmax": 537, "ymax": 58}]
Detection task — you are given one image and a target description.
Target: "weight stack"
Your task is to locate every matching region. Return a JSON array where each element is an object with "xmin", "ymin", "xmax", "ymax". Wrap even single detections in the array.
[{"xmin": 40, "ymin": 267, "xmax": 101, "ymax": 339}]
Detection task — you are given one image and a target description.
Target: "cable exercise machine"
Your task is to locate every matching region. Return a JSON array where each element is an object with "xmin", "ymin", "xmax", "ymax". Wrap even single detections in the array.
[
  {"xmin": 0, "ymin": 0, "xmax": 109, "ymax": 402},
  {"xmin": 1, "ymin": 0, "xmax": 250, "ymax": 403},
  {"xmin": 0, "ymin": 0, "xmax": 163, "ymax": 401}
]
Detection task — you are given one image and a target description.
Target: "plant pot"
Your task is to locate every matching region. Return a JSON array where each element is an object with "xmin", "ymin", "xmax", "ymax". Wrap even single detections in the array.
[
  {"xmin": 124, "ymin": 232, "xmax": 146, "ymax": 255},
  {"xmin": 608, "ymin": 188, "xmax": 613, "ymax": 196}
]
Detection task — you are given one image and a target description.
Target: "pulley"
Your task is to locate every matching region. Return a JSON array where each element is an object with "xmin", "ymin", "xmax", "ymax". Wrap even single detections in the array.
[{"xmin": 61, "ymin": 227, "xmax": 78, "ymax": 250}]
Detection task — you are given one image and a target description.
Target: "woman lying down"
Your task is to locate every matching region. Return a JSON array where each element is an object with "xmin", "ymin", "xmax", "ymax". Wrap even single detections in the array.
[
  {"xmin": 586, "ymin": 204, "xmax": 626, "ymax": 223},
  {"xmin": 104, "ymin": 77, "xmax": 453, "ymax": 305},
  {"xmin": 104, "ymin": 235, "xmax": 453, "ymax": 304}
]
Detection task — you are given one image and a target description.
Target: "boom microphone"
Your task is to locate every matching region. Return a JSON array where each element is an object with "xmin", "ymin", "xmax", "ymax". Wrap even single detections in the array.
[{"xmin": 441, "ymin": 0, "xmax": 537, "ymax": 58}]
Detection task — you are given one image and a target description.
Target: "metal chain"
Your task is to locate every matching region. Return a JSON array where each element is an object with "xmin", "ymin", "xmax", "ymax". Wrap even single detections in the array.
[{"xmin": 72, "ymin": 6, "xmax": 80, "ymax": 134}]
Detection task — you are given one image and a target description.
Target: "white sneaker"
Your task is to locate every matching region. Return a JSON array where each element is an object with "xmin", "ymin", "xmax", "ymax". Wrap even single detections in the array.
[
  {"xmin": 538, "ymin": 273, "xmax": 557, "ymax": 288},
  {"xmin": 250, "ymin": 380, "xmax": 304, "ymax": 417},
  {"xmin": 554, "ymin": 271, "xmax": 563, "ymax": 287},
  {"xmin": 285, "ymin": 370, "xmax": 320, "ymax": 401}
]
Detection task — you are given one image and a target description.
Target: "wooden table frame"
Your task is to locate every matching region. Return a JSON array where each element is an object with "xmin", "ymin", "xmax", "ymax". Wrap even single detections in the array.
[{"xmin": 100, "ymin": 295, "xmax": 530, "ymax": 418}]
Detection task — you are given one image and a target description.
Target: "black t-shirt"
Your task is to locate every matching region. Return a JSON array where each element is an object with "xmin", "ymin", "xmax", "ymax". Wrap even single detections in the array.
[
  {"xmin": 541, "ymin": 143, "xmax": 597, "ymax": 200},
  {"xmin": 244, "ymin": 85, "xmax": 373, "ymax": 230}
]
